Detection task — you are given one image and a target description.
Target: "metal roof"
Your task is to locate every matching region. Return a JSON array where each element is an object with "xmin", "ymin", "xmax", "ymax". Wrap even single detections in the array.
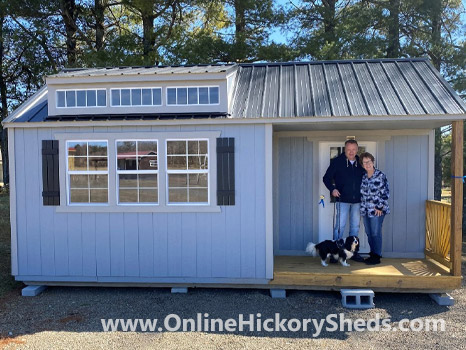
[
  {"xmin": 230, "ymin": 58, "xmax": 466, "ymax": 118},
  {"xmin": 4, "ymin": 58, "xmax": 465, "ymax": 125},
  {"xmin": 48, "ymin": 63, "xmax": 236, "ymax": 78}
]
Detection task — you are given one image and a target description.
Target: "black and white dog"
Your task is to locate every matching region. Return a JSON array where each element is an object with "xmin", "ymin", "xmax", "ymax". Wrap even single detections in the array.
[{"xmin": 305, "ymin": 236, "xmax": 360, "ymax": 267}]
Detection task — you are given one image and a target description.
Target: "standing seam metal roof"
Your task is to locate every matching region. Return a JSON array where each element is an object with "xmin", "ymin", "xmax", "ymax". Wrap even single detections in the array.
[{"xmin": 229, "ymin": 58, "xmax": 466, "ymax": 118}]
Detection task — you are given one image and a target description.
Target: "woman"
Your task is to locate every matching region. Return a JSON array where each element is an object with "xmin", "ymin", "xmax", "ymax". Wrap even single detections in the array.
[{"xmin": 359, "ymin": 152, "xmax": 390, "ymax": 265}]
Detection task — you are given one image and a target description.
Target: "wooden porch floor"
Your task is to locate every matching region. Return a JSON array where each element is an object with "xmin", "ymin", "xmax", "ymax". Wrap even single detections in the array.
[{"xmin": 270, "ymin": 256, "xmax": 462, "ymax": 292}]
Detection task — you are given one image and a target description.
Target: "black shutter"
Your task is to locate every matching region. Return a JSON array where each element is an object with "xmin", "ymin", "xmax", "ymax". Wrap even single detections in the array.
[
  {"xmin": 42, "ymin": 140, "xmax": 60, "ymax": 206},
  {"xmin": 216, "ymin": 138, "xmax": 235, "ymax": 205}
]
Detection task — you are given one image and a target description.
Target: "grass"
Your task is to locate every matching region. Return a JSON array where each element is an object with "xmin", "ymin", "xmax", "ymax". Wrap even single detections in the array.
[{"xmin": 0, "ymin": 192, "xmax": 21, "ymax": 297}]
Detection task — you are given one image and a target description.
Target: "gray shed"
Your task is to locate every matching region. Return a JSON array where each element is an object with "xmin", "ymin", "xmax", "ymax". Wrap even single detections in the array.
[{"xmin": 3, "ymin": 58, "xmax": 465, "ymax": 293}]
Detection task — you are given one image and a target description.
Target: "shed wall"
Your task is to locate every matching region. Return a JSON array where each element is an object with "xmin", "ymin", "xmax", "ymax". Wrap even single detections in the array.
[{"xmin": 12, "ymin": 124, "xmax": 268, "ymax": 282}]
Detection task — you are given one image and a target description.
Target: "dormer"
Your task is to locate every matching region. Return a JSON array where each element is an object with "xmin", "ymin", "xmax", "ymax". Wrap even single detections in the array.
[{"xmin": 46, "ymin": 64, "xmax": 238, "ymax": 118}]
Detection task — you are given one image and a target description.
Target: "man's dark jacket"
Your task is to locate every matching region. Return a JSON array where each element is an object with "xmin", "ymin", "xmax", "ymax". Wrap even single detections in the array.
[{"xmin": 323, "ymin": 153, "xmax": 365, "ymax": 203}]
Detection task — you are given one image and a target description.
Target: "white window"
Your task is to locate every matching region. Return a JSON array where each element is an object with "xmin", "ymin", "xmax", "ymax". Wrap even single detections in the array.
[
  {"xmin": 116, "ymin": 140, "xmax": 158, "ymax": 204},
  {"xmin": 166, "ymin": 87, "xmax": 219, "ymax": 105},
  {"xmin": 57, "ymin": 89, "xmax": 106, "ymax": 108},
  {"xmin": 66, "ymin": 141, "xmax": 108, "ymax": 204},
  {"xmin": 166, "ymin": 139, "xmax": 209, "ymax": 204},
  {"xmin": 111, "ymin": 88, "xmax": 162, "ymax": 106}
]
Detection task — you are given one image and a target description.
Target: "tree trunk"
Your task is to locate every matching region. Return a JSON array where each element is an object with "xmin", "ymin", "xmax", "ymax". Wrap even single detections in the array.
[
  {"xmin": 95, "ymin": 0, "xmax": 107, "ymax": 51},
  {"xmin": 322, "ymin": 0, "xmax": 336, "ymax": 59},
  {"xmin": 60, "ymin": 0, "xmax": 78, "ymax": 67},
  {"xmin": 0, "ymin": 8, "xmax": 9, "ymax": 186},
  {"xmin": 233, "ymin": 0, "xmax": 247, "ymax": 62},
  {"xmin": 387, "ymin": 0, "xmax": 400, "ymax": 57},
  {"xmin": 142, "ymin": 11, "xmax": 156, "ymax": 64}
]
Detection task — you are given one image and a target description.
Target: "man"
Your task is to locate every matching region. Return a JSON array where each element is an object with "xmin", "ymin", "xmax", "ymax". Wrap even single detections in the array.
[{"xmin": 323, "ymin": 139, "xmax": 365, "ymax": 262}]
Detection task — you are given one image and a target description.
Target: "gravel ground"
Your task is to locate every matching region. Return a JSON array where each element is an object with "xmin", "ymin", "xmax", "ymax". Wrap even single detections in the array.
[{"xmin": 0, "ymin": 260, "xmax": 465, "ymax": 350}]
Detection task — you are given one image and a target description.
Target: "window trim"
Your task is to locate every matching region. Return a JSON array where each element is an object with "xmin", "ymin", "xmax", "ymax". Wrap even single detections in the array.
[
  {"xmin": 165, "ymin": 138, "xmax": 210, "ymax": 206},
  {"xmin": 55, "ymin": 131, "xmax": 221, "ymax": 213},
  {"xmin": 66, "ymin": 140, "xmax": 109, "ymax": 206},
  {"xmin": 166, "ymin": 86, "xmax": 220, "ymax": 106},
  {"xmin": 110, "ymin": 87, "xmax": 163, "ymax": 107},
  {"xmin": 56, "ymin": 89, "xmax": 107, "ymax": 108},
  {"xmin": 116, "ymin": 139, "xmax": 159, "ymax": 206}
]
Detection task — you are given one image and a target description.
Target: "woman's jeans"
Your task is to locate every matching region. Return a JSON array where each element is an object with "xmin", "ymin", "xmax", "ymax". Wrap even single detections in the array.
[
  {"xmin": 333, "ymin": 202, "xmax": 361, "ymax": 240},
  {"xmin": 362, "ymin": 214, "xmax": 385, "ymax": 256}
]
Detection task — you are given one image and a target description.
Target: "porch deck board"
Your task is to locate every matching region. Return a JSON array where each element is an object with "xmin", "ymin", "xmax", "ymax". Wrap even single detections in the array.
[{"xmin": 270, "ymin": 256, "xmax": 461, "ymax": 292}]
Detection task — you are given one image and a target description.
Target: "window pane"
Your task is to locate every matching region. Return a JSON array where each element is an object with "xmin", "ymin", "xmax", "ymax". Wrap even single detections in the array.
[
  {"xmin": 167, "ymin": 88, "xmax": 176, "ymax": 105},
  {"xmin": 121, "ymin": 89, "xmax": 131, "ymax": 105},
  {"xmin": 177, "ymin": 88, "xmax": 187, "ymax": 104},
  {"xmin": 66, "ymin": 91, "xmax": 76, "ymax": 107},
  {"xmin": 68, "ymin": 157, "xmax": 87, "ymax": 171},
  {"xmin": 77, "ymin": 91, "xmax": 86, "ymax": 107},
  {"xmin": 139, "ymin": 174, "xmax": 157, "ymax": 188},
  {"xmin": 188, "ymin": 88, "xmax": 198, "ymax": 104},
  {"xmin": 189, "ymin": 188, "xmax": 208, "ymax": 203},
  {"xmin": 132, "ymin": 89, "xmax": 141, "ymax": 106},
  {"xmin": 188, "ymin": 155, "xmax": 208, "ymax": 170},
  {"xmin": 138, "ymin": 141, "xmax": 157, "ymax": 154},
  {"xmin": 169, "ymin": 188, "xmax": 188, "ymax": 203},
  {"xmin": 153, "ymin": 89, "xmax": 161, "ymax": 105},
  {"xmin": 167, "ymin": 141, "xmax": 186, "ymax": 155},
  {"xmin": 118, "ymin": 157, "xmax": 137, "ymax": 170},
  {"xmin": 117, "ymin": 141, "xmax": 136, "ymax": 170},
  {"xmin": 57, "ymin": 91, "xmax": 65, "ymax": 107},
  {"xmin": 68, "ymin": 142, "xmax": 87, "ymax": 156},
  {"xmin": 90, "ymin": 189, "xmax": 108, "ymax": 203},
  {"xmin": 168, "ymin": 174, "xmax": 187, "ymax": 187},
  {"xmin": 209, "ymin": 87, "xmax": 219, "ymax": 104},
  {"xmin": 70, "ymin": 189, "xmax": 89, "ymax": 203},
  {"xmin": 97, "ymin": 90, "xmax": 106, "ymax": 106},
  {"xmin": 89, "ymin": 174, "xmax": 107, "ymax": 188},
  {"xmin": 111, "ymin": 90, "xmax": 120, "ymax": 106},
  {"xmin": 89, "ymin": 157, "xmax": 107, "ymax": 171},
  {"xmin": 87, "ymin": 90, "xmax": 97, "ymax": 106},
  {"xmin": 199, "ymin": 87, "xmax": 208, "ymax": 104},
  {"xmin": 119, "ymin": 174, "xmax": 137, "ymax": 188},
  {"xmin": 188, "ymin": 140, "xmax": 207, "ymax": 155},
  {"xmin": 139, "ymin": 156, "xmax": 157, "ymax": 170},
  {"xmin": 139, "ymin": 188, "xmax": 158, "ymax": 203},
  {"xmin": 167, "ymin": 156, "xmax": 187, "ymax": 170},
  {"xmin": 70, "ymin": 175, "xmax": 88, "ymax": 188},
  {"xmin": 88, "ymin": 142, "xmax": 107, "ymax": 156},
  {"xmin": 119, "ymin": 189, "xmax": 138, "ymax": 203},
  {"xmin": 142, "ymin": 89, "xmax": 151, "ymax": 105},
  {"xmin": 117, "ymin": 141, "xmax": 136, "ymax": 154},
  {"xmin": 189, "ymin": 173, "xmax": 208, "ymax": 187}
]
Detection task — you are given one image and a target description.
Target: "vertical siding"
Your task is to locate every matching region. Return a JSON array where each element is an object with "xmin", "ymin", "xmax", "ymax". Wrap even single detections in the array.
[
  {"xmin": 13, "ymin": 124, "xmax": 268, "ymax": 281},
  {"xmin": 276, "ymin": 137, "xmax": 313, "ymax": 254},
  {"xmin": 383, "ymin": 135, "xmax": 429, "ymax": 254}
]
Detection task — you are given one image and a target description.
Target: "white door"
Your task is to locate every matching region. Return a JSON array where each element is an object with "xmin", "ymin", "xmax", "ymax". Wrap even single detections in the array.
[{"xmin": 318, "ymin": 141, "xmax": 377, "ymax": 253}]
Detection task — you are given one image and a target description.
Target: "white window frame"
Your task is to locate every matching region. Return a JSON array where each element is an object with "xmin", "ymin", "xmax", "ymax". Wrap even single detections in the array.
[
  {"xmin": 56, "ymin": 89, "xmax": 107, "ymax": 108},
  {"xmin": 166, "ymin": 86, "xmax": 220, "ymax": 106},
  {"xmin": 116, "ymin": 139, "xmax": 159, "ymax": 205},
  {"xmin": 166, "ymin": 138, "xmax": 210, "ymax": 206},
  {"xmin": 55, "ymin": 131, "xmax": 221, "ymax": 213},
  {"xmin": 110, "ymin": 87, "xmax": 162, "ymax": 107},
  {"xmin": 66, "ymin": 140, "xmax": 109, "ymax": 206}
]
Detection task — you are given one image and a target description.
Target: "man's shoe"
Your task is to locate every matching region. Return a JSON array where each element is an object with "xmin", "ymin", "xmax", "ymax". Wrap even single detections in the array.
[
  {"xmin": 350, "ymin": 252, "xmax": 365, "ymax": 263},
  {"xmin": 365, "ymin": 253, "xmax": 381, "ymax": 265}
]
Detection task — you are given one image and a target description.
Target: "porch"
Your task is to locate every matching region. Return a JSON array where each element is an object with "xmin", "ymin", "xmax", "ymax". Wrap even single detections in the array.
[
  {"xmin": 269, "ymin": 195, "xmax": 463, "ymax": 293},
  {"xmin": 269, "ymin": 256, "xmax": 461, "ymax": 293}
]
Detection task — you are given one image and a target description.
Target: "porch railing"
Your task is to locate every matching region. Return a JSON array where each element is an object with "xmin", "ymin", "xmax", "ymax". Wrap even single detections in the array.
[{"xmin": 425, "ymin": 200, "xmax": 451, "ymax": 268}]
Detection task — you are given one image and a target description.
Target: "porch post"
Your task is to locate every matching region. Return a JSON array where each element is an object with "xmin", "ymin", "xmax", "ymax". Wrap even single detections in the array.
[{"xmin": 450, "ymin": 120, "xmax": 463, "ymax": 276}]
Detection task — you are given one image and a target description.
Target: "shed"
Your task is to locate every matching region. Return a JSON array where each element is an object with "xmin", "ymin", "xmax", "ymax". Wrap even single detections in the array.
[{"xmin": 2, "ymin": 58, "xmax": 465, "ymax": 293}]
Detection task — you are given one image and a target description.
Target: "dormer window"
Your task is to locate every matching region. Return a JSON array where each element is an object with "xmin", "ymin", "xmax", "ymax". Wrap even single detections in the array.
[
  {"xmin": 167, "ymin": 86, "xmax": 219, "ymax": 105},
  {"xmin": 57, "ymin": 89, "xmax": 106, "ymax": 108},
  {"xmin": 111, "ymin": 88, "xmax": 162, "ymax": 107}
]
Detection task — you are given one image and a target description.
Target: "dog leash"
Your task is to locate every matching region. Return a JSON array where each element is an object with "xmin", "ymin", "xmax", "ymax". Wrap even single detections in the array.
[{"xmin": 333, "ymin": 196, "xmax": 341, "ymax": 240}]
